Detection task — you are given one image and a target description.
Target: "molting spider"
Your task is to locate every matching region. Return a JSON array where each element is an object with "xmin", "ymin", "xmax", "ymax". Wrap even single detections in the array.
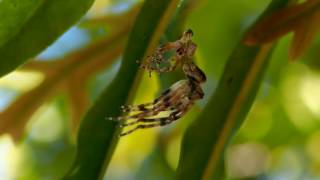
[
  {"xmin": 139, "ymin": 29, "xmax": 197, "ymax": 75},
  {"xmin": 108, "ymin": 29, "xmax": 206, "ymax": 136},
  {"xmin": 108, "ymin": 62, "xmax": 206, "ymax": 137}
]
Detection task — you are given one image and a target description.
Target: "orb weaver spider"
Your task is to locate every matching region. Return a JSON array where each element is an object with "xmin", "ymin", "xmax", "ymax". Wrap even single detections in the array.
[{"xmin": 108, "ymin": 29, "xmax": 206, "ymax": 137}]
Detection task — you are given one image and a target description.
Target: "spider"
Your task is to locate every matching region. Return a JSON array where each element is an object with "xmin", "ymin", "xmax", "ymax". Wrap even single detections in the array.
[
  {"xmin": 108, "ymin": 62, "xmax": 206, "ymax": 137},
  {"xmin": 139, "ymin": 29, "xmax": 197, "ymax": 75},
  {"xmin": 108, "ymin": 29, "xmax": 205, "ymax": 136}
]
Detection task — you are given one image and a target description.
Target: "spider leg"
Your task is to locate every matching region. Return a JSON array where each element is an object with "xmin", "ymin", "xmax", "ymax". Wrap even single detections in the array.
[
  {"xmin": 139, "ymin": 53, "xmax": 162, "ymax": 77},
  {"xmin": 120, "ymin": 117, "xmax": 165, "ymax": 127},
  {"xmin": 108, "ymin": 79, "xmax": 190, "ymax": 122},
  {"xmin": 119, "ymin": 114, "xmax": 178, "ymax": 137},
  {"xmin": 120, "ymin": 103, "xmax": 153, "ymax": 112},
  {"xmin": 119, "ymin": 81, "xmax": 185, "ymax": 113},
  {"xmin": 122, "ymin": 85, "xmax": 190, "ymax": 119},
  {"xmin": 119, "ymin": 111, "xmax": 177, "ymax": 128},
  {"xmin": 152, "ymin": 56, "xmax": 181, "ymax": 73},
  {"xmin": 118, "ymin": 87, "xmax": 173, "ymax": 114},
  {"xmin": 140, "ymin": 41, "xmax": 181, "ymax": 74},
  {"xmin": 116, "ymin": 108, "xmax": 163, "ymax": 121},
  {"xmin": 119, "ymin": 107, "xmax": 189, "ymax": 137},
  {"xmin": 107, "ymin": 89, "xmax": 174, "ymax": 121},
  {"xmin": 157, "ymin": 41, "xmax": 180, "ymax": 53},
  {"xmin": 119, "ymin": 123, "xmax": 162, "ymax": 137},
  {"xmin": 115, "ymin": 92, "xmax": 183, "ymax": 121},
  {"xmin": 120, "ymin": 100, "xmax": 193, "ymax": 136},
  {"xmin": 140, "ymin": 54, "xmax": 183, "ymax": 74}
]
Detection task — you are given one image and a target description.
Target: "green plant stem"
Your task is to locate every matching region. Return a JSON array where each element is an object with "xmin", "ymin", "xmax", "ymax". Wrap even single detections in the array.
[
  {"xmin": 63, "ymin": 0, "xmax": 180, "ymax": 179},
  {"xmin": 176, "ymin": 0, "xmax": 290, "ymax": 179}
]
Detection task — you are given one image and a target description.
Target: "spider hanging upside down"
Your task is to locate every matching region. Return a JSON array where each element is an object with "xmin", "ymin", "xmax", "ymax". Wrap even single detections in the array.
[{"xmin": 108, "ymin": 29, "xmax": 206, "ymax": 137}]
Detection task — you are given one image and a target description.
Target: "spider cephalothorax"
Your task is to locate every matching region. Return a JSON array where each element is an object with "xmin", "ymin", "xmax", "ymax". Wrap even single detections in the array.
[{"xmin": 108, "ymin": 29, "xmax": 206, "ymax": 137}]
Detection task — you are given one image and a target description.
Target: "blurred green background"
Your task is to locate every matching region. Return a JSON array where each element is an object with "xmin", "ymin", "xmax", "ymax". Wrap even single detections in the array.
[{"xmin": 0, "ymin": 0, "xmax": 320, "ymax": 179}]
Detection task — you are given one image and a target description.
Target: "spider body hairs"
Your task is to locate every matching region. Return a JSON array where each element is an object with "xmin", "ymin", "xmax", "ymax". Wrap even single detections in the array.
[{"xmin": 108, "ymin": 29, "xmax": 206, "ymax": 137}]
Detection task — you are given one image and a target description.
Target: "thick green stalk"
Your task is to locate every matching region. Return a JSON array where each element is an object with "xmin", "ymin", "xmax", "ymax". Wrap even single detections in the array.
[
  {"xmin": 63, "ymin": 0, "xmax": 180, "ymax": 179},
  {"xmin": 176, "ymin": 0, "xmax": 290, "ymax": 179}
]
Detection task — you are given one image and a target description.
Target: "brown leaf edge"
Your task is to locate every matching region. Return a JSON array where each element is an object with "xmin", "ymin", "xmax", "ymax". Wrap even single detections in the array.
[{"xmin": 244, "ymin": 0, "xmax": 320, "ymax": 61}]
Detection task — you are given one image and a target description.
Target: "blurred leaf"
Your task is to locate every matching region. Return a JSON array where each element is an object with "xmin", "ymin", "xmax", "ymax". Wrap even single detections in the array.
[
  {"xmin": 66, "ymin": 79, "xmax": 90, "ymax": 136},
  {"xmin": 81, "ymin": 4, "xmax": 141, "ymax": 29},
  {"xmin": 0, "ymin": 0, "xmax": 45, "ymax": 46},
  {"xmin": 176, "ymin": 1, "xmax": 291, "ymax": 179},
  {"xmin": 64, "ymin": 0, "xmax": 181, "ymax": 179},
  {"xmin": 244, "ymin": 0, "xmax": 320, "ymax": 61},
  {"xmin": 0, "ymin": 0, "xmax": 94, "ymax": 77},
  {"xmin": 134, "ymin": 145, "xmax": 175, "ymax": 180},
  {"xmin": 186, "ymin": 0, "xmax": 270, "ymax": 79},
  {"xmin": 0, "ymin": 31, "xmax": 126, "ymax": 141},
  {"xmin": 290, "ymin": 10, "xmax": 320, "ymax": 61}
]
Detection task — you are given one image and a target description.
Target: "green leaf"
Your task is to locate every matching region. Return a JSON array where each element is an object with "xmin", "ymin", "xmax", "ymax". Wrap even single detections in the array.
[
  {"xmin": 0, "ymin": 0, "xmax": 94, "ymax": 77},
  {"xmin": 0, "ymin": 0, "xmax": 45, "ymax": 47},
  {"xmin": 134, "ymin": 145, "xmax": 175, "ymax": 180},
  {"xmin": 0, "ymin": 32, "xmax": 125, "ymax": 142},
  {"xmin": 176, "ymin": 0, "xmax": 290, "ymax": 179},
  {"xmin": 63, "ymin": 0, "xmax": 180, "ymax": 179}
]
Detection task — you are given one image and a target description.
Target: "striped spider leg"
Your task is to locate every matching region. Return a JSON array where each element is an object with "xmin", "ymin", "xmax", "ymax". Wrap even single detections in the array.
[
  {"xmin": 109, "ymin": 79, "xmax": 191, "ymax": 136},
  {"xmin": 119, "ymin": 97, "xmax": 194, "ymax": 136},
  {"xmin": 139, "ymin": 29, "xmax": 197, "ymax": 75},
  {"xmin": 108, "ymin": 62, "xmax": 206, "ymax": 137}
]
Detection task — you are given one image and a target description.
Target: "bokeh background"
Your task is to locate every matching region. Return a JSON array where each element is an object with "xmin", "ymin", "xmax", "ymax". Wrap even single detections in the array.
[{"xmin": 0, "ymin": 0, "xmax": 320, "ymax": 179}]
